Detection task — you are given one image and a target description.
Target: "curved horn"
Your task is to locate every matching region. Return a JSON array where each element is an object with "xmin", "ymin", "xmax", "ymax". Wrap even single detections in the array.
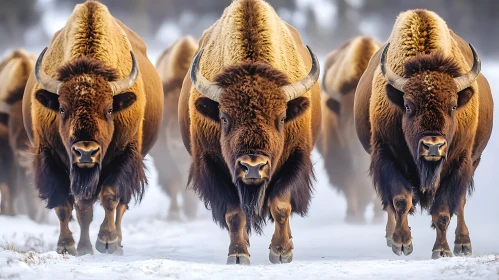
[
  {"xmin": 282, "ymin": 45, "xmax": 320, "ymax": 101},
  {"xmin": 190, "ymin": 49, "xmax": 222, "ymax": 102},
  {"xmin": 35, "ymin": 47, "xmax": 62, "ymax": 94},
  {"xmin": 454, "ymin": 44, "xmax": 481, "ymax": 92},
  {"xmin": 380, "ymin": 43, "xmax": 408, "ymax": 93},
  {"xmin": 109, "ymin": 51, "xmax": 139, "ymax": 95}
]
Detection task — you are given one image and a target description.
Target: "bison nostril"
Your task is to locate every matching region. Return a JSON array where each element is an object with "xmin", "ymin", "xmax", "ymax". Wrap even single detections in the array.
[
  {"xmin": 91, "ymin": 148, "xmax": 100, "ymax": 156},
  {"xmin": 422, "ymin": 142, "xmax": 430, "ymax": 150},
  {"xmin": 73, "ymin": 147, "xmax": 82, "ymax": 158},
  {"xmin": 239, "ymin": 162, "xmax": 249, "ymax": 174}
]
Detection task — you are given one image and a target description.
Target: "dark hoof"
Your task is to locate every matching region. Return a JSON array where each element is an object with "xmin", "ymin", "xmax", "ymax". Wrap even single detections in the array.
[
  {"xmin": 77, "ymin": 242, "xmax": 94, "ymax": 256},
  {"xmin": 453, "ymin": 244, "xmax": 472, "ymax": 257},
  {"xmin": 432, "ymin": 249, "xmax": 453, "ymax": 259},
  {"xmin": 226, "ymin": 254, "xmax": 250, "ymax": 265},
  {"xmin": 269, "ymin": 240, "xmax": 294, "ymax": 264},
  {"xmin": 95, "ymin": 238, "xmax": 119, "ymax": 254},
  {"xmin": 392, "ymin": 242, "xmax": 413, "ymax": 256},
  {"xmin": 57, "ymin": 244, "xmax": 76, "ymax": 256}
]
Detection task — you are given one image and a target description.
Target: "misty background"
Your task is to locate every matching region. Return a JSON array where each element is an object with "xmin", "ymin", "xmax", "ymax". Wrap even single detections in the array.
[{"xmin": 0, "ymin": 0, "xmax": 498, "ymax": 257}]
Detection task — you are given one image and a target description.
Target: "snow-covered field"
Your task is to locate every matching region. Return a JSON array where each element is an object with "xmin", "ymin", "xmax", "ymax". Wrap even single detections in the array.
[{"xmin": 1, "ymin": 61, "xmax": 499, "ymax": 280}]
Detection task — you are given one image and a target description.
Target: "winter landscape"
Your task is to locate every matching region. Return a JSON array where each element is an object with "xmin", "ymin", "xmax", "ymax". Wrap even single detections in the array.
[{"xmin": 1, "ymin": 0, "xmax": 499, "ymax": 279}]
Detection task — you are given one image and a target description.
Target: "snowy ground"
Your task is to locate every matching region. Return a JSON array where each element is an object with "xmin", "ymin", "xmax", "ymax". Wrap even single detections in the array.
[{"xmin": 1, "ymin": 64, "xmax": 499, "ymax": 279}]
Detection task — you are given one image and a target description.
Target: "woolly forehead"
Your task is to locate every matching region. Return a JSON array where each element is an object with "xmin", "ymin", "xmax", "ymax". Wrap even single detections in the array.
[
  {"xmin": 214, "ymin": 62, "xmax": 290, "ymax": 117},
  {"xmin": 402, "ymin": 53, "xmax": 463, "ymax": 101}
]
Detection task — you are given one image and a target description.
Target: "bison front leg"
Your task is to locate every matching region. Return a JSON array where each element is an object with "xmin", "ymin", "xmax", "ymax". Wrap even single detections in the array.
[
  {"xmin": 225, "ymin": 207, "xmax": 250, "ymax": 265},
  {"xmin": 114, "ymin": 202, "xmax": 127, "ymax": 255},
  {"xmin": 75, "ymin": 199, "xmax": 94, "ymax": 256},
  {"xmin": 55, "ymin": 200, "xmax": 76, "ymax": 255},
  {"xmin": 370, "ymin": 141, "xmax": 413, "ymax": 256},
  {"xmin": 454, "ymin": 197, "xmax": 471, "ymax": 256},
  {"xmin": 95, "ymin": 186, "xmax": 120, "ymax": 254},
  {"xmin": 0, "ymin": 183, "xmax": 15, "ymax": 216},
  {"xmin": 269, "ymin": 192, "xmax": 294, "ymax": 264},
  {"xmin": 430, "ymin": 202, "xmax": 452, "ymax": 259}
]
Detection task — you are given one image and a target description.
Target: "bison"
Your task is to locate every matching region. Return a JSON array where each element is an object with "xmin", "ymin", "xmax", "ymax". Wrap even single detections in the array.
[
  {"xmin": 317, "ymin": 36, "xmax": 382, "ymax": 224},
  {"xmin": 23, "ymin": 1, "xmax": 163, "ymax": 255},
  {"xmin": 354, "ymin": 9, "xmax": 493, "ymax": 258},
  {"xmin": 178, "ymin": 0, "xmax": 321, "ymax": 264},
  {"xmin": 0, "ymin": 50, "xmax": 48, "ymax": 222},
  {"xmin": 0, "ymin": 100, "xmax": 14, "ymax": 216},
  {"xmin": 151, "ymin": 36, "xmax": 199, "ymax": 220}
]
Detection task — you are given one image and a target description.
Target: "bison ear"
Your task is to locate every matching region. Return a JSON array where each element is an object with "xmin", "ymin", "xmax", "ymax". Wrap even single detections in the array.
[
  {"xmin": 386, "ymin": 85, "xmax": 404, "ymax": 110},
  {"xmin": 113, "ymin": 92, "xmax": 137, "ymax": 113},
  {"xmin": 457, "ymin": 88, "xmax": 474, "ymax": 108},
  {"xmin": 286, "ymin": 97, "xmax": 310, "ymax": 122},
  {"xmin": 195, "ymin": 97, "xmax": 219, "ymax": 122},
  {"xmin": 325, "ymin": 98, "xmax": 341, "ymax": 115},
  {"xmin": 35, "ymin": 90, "xmax": 59, "ymax": 111}
]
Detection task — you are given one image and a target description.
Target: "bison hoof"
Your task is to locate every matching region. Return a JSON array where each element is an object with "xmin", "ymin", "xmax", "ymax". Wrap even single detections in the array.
[
  {"xmin": 57, "ymin": 244, "xmax": 76, "ymax": 256},
  {"xmin": 432, "ymin": 249, "xmax": 453, "ymax": 259},
  {"xmin": 77, "ymin": 241, "xmax": 94, "ymax": 256},
  {"xmin": 453, "ymin": 244, "xmax": 472, "ymax": 257},
  {"xmin": 95, "ymin": 238, "xmax": 119, "ymax": 254},
  {"xmin": 269, "ymin": 240, "xmax": 294, "ymax": 264},
  {"xmin": 226, "ymin": 254, "xmax": 250, "ymax": 265},
  {"xmin": 392, "ymin": 242, "xmax": 413, "ymax": 256},
  {"xmin": 386, "ymin": 236, "xmax": 393, "ymax": 247}
]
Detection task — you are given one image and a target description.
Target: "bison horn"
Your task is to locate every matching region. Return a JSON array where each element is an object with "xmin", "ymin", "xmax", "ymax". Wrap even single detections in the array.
[
  {"xmin": 454, "ymin": 44, "xmax": 481, "ymax": 92},
  {"xmin": 35, "ymin": 47, "xmax": 62, "ymax": 94},
  {"xmin": 109, "ymin": 51, "xmax": 139, "ymax": 95},
  {"xmin": 281, "ymin": 45, "xmax": 320, "ymax": 101},
  {"xmin": 380, "ymin": 43, "xmax": 408, "ymax": 93},
  {"xmin": 190, "ymin": 49, "xmax": 223, "ymax": 102}
]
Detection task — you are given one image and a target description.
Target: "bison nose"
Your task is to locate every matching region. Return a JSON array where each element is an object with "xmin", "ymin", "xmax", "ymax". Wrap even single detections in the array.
[
  {"xmin": 72, "ymin": 141, "xmax": 101, "ymax": 165},
  {"xmin": 419, "ymin": 136, "xmax": 447, "ymax": 160},
  {"xmin": 236, "ymin": 154, "xmax": 270, "ymax": 180}
]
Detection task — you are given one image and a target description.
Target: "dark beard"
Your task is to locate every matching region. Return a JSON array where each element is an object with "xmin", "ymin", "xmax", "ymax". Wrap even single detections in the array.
[
  {"xmin": 235, "ymin": 178, "xmax": 269, "ymax": 234},
  {"xmin": 70, "ymin": 164, "xmax": 101, "ymax": 200},
  {"xmin": 417, "ymin": 158, "xmax": 444, "ymax": 194}
]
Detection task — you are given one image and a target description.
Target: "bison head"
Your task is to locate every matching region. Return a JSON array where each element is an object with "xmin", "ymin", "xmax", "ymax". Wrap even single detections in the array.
[
  {"xmin": 190, "ymin": 46, "xmax": 319, "ymax": 219},
  {"xmin": 34, "ymin": 48, "xmax": 139, "ymax": 199},
  {"xmin": 381, "ymin": 43, "xmax": 480, "ymax": 191}
]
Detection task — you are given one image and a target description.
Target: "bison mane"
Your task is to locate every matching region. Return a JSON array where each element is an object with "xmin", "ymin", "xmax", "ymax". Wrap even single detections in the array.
[{"xmin": 57, "ymin": 57, "xmax": 119, "ymax": 82}]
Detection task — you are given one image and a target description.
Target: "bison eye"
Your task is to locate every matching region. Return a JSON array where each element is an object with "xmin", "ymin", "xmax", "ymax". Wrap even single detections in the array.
[
  {"xmin": 280, "ymin": 116, "xmax": 286, "ymax": 124},
  {"xmin": 59, "ymin": 108, "xmax": 65, "ymax": 114},
  {"xmin": 221, "ymin": 117, "xmax": 228, "ymax": 125},
  {"xmin": 108, "ymin": 108, "xmax": 113, "ymax": 115},
  {"xmin": 404, "ymin": 104, "xmax": 411, "ymax": 112},
  {"xmin": 452, "ymin": 105, "xmax": 457, "ymax": 111}
]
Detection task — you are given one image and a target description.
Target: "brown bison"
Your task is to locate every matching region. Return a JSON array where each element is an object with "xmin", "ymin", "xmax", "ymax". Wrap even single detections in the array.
[
  {"xmin": 317, "ymin": 36, "xmax": 382, "ymax": 224},
  {"xmin": 152, "ymin": 36, "xmax": 199, "ymax": 220},
  {"xmin": 23, "ymin": 1, "xmax": 163, "ymax": 255},
  {"xmin": 0, "ymin": 50, "xmax": 48, "ymax": 222},
  {"xmin": 354, "ymin": 10, "xmax": 493, "ymax": 259},
  {"xmin": 179, "ymin": 0, "xmax": 321, "ymax": 265}
]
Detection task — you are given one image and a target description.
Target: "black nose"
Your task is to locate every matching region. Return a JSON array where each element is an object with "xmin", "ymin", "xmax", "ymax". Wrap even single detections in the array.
[
  {"xmin": 419, "ymin": 136, "xmax": 447, "ymax": 158},
  {"xmin": 72, "ymin": 141, "xmax": 101, "ymax": 164},
  {"xmin": 423, "ymin": 143, "xmax": 443, "ymax": 156},
  {"xmin": 240, "ymin": 161, "xmax": 267, "ymax": 179}
]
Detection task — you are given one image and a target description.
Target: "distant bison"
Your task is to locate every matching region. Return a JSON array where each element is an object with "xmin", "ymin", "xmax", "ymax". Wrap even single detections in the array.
[
  {"xmin": 317, "ymin": 36, "xmax": 382, "ymax": 224},
  {"xmin": 23, "ymin": 1, "xmax": 163, "ymax": 255},
  {"xmin": 152, "ymin": 36, "xmax": 199, "ymax": 220},
  {"xmin": 355, "ymin": 10, "xmax": 493, "ymax": 258},
  {"xmin": 0, "ymin": 50, "xmax": 48, "ymax": 222},
  {"xmin": 179, "ymin": 0, "xmax": 321, "ymax": 264}
]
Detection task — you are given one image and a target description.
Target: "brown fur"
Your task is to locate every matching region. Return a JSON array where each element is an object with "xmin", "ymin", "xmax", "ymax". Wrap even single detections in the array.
[
  {"xmin": 151, "ymin": 36, "xmax": 199, "ymax": 220},
  {"xmin": 317, "ymin": 36, "xmax": 381, "ymax": 223},
  {"xmin": 354, "ymin": 9, "xmax": 493, "ymax": 257},
  {"xmin": 22, "ymin": 1, "xmax": 163, "ymax": 255},
  {"xmin": 178, "ymin": 0, "xmax": 320, "ymax": 262}
]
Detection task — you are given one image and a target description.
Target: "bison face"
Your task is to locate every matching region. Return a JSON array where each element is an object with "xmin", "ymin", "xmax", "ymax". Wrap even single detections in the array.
[
  {"xmin": 34, "ymin": 50, "xmax": 138, "ymax": 199},
  {"xmin": 381, "ymin": 44, "xmax": 480, "ymax": 190}
]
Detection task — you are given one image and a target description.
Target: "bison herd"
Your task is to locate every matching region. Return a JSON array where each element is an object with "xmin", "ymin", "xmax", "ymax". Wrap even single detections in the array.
[{"xmin": 0, "ymin": 0, "xmax": 493, "ymax": 265}]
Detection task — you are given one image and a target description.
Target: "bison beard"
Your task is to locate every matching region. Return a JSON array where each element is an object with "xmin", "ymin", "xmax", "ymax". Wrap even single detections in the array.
[
  {"xmin": 416, "ymin": 158, "xmax": 443, "ymax": 195},
  {"xmin": 70, "ymin": 164, "xmax": 101, "ymax": 200},
  {"xmin": 235, "ymin": 179, "xmax": 269, "ymax": 233}
]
